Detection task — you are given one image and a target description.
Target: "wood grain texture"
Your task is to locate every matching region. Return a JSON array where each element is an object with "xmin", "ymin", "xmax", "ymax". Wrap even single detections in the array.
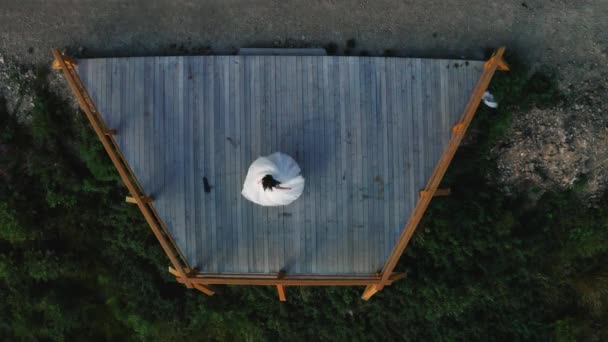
[{"xmin": 76, "ymin": 55, "xmax": 484, "ymax": 276}]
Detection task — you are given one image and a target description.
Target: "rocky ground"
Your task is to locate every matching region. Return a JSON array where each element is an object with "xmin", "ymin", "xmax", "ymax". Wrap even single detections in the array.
[
  {"xmin": 495, "ymin": 73, "xmax": 608, "ymax": 200},
  {"xmin": 0, "ymin": 55, "xmax": 37, "ymax": 122}
]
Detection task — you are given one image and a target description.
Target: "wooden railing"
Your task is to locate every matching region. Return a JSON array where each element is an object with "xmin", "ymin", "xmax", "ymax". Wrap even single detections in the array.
[
  {"xmin": 51, "ymin": 48, "xmax": 195, "ymax": 289},
  {"xmin": 363, "ymin": 47, "xmax": 509, "ymax": 300},
  {"xmin": 53, "ymin": 47, "xmax": 507, "ymax": 301}
]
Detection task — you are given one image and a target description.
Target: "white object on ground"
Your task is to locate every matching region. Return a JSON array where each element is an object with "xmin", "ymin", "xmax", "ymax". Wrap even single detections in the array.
[
  {"xmin": 241, "ymin": 152, "xmax": 305, "ymax": 206},
  {"xmin": 482, "ymin": 91, "xmax": 498, "ymax": 108}
]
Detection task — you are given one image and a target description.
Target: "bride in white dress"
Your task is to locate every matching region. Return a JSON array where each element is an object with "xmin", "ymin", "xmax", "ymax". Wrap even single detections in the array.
[{"xmin": 241, "ymin": 152, "xmax": 305, "ymax": 206}]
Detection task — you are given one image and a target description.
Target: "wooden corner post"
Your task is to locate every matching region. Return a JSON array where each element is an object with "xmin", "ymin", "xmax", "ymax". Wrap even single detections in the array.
[
  {"xmin": 364, "ymin": 47, "xmax": 509, "ymax": 300},
  {"xmin": 169, "ymin": 267, "xmax": 215, "ymax": 296}
]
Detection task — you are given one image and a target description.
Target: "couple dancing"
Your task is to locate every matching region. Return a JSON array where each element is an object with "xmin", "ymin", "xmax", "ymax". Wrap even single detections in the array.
[{"xmin": 241, "ymin": 152, "xmax": 305, "ymax": 207}]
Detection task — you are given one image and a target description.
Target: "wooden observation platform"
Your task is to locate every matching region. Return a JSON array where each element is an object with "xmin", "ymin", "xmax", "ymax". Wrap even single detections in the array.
[{"xmin": 52, "ymin": 47, "xmax": 508, "ymax": 301}]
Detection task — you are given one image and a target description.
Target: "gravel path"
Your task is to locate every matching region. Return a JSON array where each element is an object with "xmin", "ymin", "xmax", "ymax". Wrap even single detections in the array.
[{"xmin": 0, "ymin": 0, "xmax": 606, "ymax": 85}]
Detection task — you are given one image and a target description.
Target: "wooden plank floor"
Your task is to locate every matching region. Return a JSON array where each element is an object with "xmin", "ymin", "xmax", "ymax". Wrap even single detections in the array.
[{"xmin": 78, "ymin": 56, "xmax": 483, "ymax": 275}]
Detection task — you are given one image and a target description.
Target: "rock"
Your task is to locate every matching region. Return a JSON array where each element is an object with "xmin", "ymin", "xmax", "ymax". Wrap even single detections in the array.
[{"xmin": 0, "ymin": 55, "xmax": 4, "ymax": 64}]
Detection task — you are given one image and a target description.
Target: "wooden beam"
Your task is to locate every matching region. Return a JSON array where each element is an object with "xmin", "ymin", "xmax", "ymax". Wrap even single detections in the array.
[
  {"xmin": 169, "ymin": 267, "xmax": 214, "ymax": 295},
  {"xmin": 433, "ymin": 188, "xmax": 452, "ymax": 197},
  {"xmin": 277, "ymin": 271, "xmax": 287, "ymax": 301},
  {"xmin": 169, "ymin": 267, "xmax": 405, "ymax": 282},
  {"xmin": 497, "ymin": 57, "xmax": 510, "ymax": 71},
  {"xmin": 148, "ymin": 205, "xmax": 189, "ymax": 268},
  {"xmin": 175, "ymin": 277, "xmax": 379, "ymax": 286},
  {"xmin": 193, "ymin": 283, "xmax": 215, "ymax": 296},
  {"xmin": 125, "ymin": 195, "xmax": 154, "ymax": 204},
  {"xmin": 103, "ymin": 129, "xmax": 117, "ymax": 136},
  {"xmin": 171, "ymin": 273, "xmax": 406, "ymax": 286},
  {"xmin": 277, "ymin": 285, "xmax": 286, "ymax": 301},
  {"xmin": 434, "ymin": 188, "xmax": 451, "ymax": 196},
  {"xmin": 377, "ymin": 47, "xmax": 508, "ymax": 289},
  {"xmin": 419, "ymin": 188, "xmax": 451, "ymax": 198},
  {"xmin": 168, "ymin": 267, "xmax": 183, "ymax": 277},
  {"xmin": 389, "ymin": 272, "xmax": 407, "ymax": 282},
  {"xmin": 452, "ymin": 122, "xmax": 465, "ymax": 133},
  {"xmin": 361, "ymin": 284, "xmax": 380, "ymax": 300},
  {"xmin": 52, "ymin": 56, "xmax": 76, "ymax": 70},
  {"xmin": 51, "ymin": 48, "xmax": 193, "ymax": 288}
]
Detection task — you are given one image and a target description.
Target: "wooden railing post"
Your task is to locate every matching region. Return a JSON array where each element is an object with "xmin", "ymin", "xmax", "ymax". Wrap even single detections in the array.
[
  {"xmin": 277, "ymin": 272, "xmax": 287, "ymax": 301},
  {"xmin": 172, "ymin": 272, "xmax": 406, "ymax": 286}
]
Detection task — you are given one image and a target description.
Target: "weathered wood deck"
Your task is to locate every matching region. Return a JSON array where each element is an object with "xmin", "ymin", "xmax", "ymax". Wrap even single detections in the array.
[{"xmin": 77, "ymin": 56, "xmax": 483, "ymax": 275}]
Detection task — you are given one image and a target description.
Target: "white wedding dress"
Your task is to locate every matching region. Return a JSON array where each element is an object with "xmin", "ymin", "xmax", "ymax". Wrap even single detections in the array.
[{"xmin": 241, "ymin": 152, "xmax": 305, "ymax": 206}]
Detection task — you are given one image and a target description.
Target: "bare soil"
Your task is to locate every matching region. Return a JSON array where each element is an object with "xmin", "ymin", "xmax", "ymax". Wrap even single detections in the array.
[{"xmin": 495, "ymin": 72, "xmax": 608, "ymax": 200}]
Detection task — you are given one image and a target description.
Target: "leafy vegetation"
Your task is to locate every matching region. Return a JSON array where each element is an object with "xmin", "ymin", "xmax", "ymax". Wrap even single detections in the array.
[{"xmin": 0, "ymin": 61, "xmax": 606, "ymax": 341}]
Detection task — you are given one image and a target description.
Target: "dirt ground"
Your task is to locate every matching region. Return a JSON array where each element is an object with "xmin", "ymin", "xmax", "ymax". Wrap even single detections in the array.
[
  {"xmin": 0, "ymin": 0, "xmax": 606, "ymax": 86},
  {"xmin": 495, "ymin": 75, "xmax": 608, "ymax": 200}
]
